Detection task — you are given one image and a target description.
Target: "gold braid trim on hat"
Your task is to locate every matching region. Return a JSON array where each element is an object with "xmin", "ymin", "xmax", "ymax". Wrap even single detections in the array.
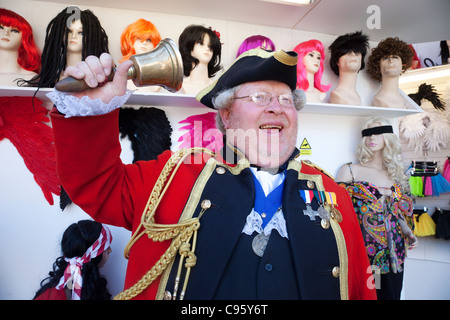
[
  {"xmin": 273, "ymin": 50, "xmax": 298, "ymax": 66},
  {"xmin": 114, "ymin": 147, "xmax": 215, "ymax": 300}
]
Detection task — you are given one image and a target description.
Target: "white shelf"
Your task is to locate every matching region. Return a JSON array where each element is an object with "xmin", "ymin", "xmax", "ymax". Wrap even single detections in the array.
[{"xmin": 0, "ymin": 86, "xmax": 423, "ymax": 117}]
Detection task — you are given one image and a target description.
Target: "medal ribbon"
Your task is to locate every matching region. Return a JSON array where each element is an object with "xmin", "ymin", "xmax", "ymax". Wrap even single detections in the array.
[
  {"xmin": 324, "ymin": 191, "xmax": 337, "ymax": 206},
  {"xmin": 299, "ymin": 189, "xmax": 314, "ymax": 204}
]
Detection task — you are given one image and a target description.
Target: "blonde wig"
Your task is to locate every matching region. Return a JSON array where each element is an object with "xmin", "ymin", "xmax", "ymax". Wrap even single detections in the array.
[{"xmin": 356, "ymin": 117, "xmax": 409, "ymax": 190}]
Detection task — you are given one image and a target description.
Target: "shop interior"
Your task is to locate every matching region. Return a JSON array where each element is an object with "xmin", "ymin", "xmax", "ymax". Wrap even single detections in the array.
[{"xmin": 0, "ymin": 0, "xmax": 449, "ymax": 299}]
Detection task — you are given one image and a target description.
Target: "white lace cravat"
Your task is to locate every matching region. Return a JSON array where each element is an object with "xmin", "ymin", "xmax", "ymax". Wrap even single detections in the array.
[{"xmin": 242, "ymin": 168, "xmax": 289, "ymax": 239}]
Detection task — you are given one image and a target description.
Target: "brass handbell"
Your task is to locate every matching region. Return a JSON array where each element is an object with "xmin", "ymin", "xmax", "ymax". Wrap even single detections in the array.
[{"xmin": 55, "ymin": 38, "xmax": 184, "ymax": 93}]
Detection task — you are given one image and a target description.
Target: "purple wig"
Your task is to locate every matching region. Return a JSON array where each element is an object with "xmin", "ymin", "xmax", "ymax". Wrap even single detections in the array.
[
  {"xmin": 236, "ymin": 35, "xmax": 276, "ymax": 58},
  {"xmin": 293, "ymin": 39, "xmax": 331, "ymax": 92}
]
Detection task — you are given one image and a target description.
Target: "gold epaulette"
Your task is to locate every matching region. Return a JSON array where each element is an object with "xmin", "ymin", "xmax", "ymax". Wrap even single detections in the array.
[{"xmin": 301, "ymin": 160, "xmax": 335, "ymax": 180}]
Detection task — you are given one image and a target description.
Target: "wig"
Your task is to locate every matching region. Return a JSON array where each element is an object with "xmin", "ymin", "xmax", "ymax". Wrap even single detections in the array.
[
  {"xmin": 26, "ymin": 7, "xmax": 109, "ymax": 88},
  {"xmin": 356, "ymin": 117, "xmax": 409, "ymax": 190},
  {"xmin": 236, "ymin": 35, "xmax": 275, "ymax": 58},
  {"xmin": 0, "ymin": 8, "xmax": 41, "ymax": 73},
  {"xmin": 293, "ymin": 39, "xmax": 331, "ymax": 92},
  {"xmin": 178, "ymin": 25, "xmax": 222, "ymax": 78},
  {"xmin": 119, "ymin": 18, "xmax": 161, "ymax": 62},
  {"xmin": 34, "ymin": 220, "xmax": 111, "ymax": 300},
  {"xmin": 440, "ymin": 40, "xmax": 449, "ymax": 65},
  {"xmin": 328, "ymin": 31, "xmax": 369, "ymax": 76},
  {"xmin": 366, "ymin": 37, "xmax": 414, "ymax": 83}
]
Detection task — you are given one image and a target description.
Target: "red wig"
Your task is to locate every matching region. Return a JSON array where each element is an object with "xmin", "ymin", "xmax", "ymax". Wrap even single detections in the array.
[
  {"xmin": 0, "ymin": 8, "xmax": 41, "ymax": 73},
  {"xmin": 120, "ymin": 19, "xmax": 161, "ymax": 62}
]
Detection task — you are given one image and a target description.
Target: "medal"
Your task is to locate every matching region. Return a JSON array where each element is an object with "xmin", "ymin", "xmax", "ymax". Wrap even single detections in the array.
[
  {"xmin": 252, "ymin": 232, "xmax": 270, "ymax": 257},
  {"xmin": 303, "ymin": 204, "xmax": 319, "ymax": 220}
]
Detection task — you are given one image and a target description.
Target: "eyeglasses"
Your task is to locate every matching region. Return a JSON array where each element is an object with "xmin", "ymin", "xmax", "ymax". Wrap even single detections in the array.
[{"xmin": 234, "ymin": 92, "xmax": 297, "ymax": 107}]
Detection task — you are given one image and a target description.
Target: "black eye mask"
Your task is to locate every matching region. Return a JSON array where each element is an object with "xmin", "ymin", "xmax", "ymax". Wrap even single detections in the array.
[{"xmin": 361, "ymin": 125, "xmax": 393, "ymax": 137}]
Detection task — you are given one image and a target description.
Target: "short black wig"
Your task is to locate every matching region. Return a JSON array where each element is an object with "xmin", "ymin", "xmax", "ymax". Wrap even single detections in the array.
[{"xmin": 329, "ymin": 31, "xmax": 369, "ymax": 76}]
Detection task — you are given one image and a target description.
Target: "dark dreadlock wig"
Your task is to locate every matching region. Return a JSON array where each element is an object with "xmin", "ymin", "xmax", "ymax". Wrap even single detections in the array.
[
  {"xmin": 408, "ymin": 83, "xmax": 445, "ymax": 111},
  {"xmin": 24, "ymin": 7, "xmax": 109, "ymax": 88},
  {"xmin": 328, "ymin": 31, "xmax": 369, "ymax": 76},
  {"xmin": 367, "ymin": 37, "xmax": 414, "ymax": 83}
]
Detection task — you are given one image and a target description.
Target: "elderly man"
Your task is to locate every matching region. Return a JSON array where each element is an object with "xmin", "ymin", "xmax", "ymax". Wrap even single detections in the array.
[{"xmin": 49, "ymin": 48, "xmax": 376, "ymax": 300}]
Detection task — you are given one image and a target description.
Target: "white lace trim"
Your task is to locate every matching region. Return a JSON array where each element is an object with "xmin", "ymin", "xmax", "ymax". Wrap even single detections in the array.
[
  {"xmin": 46, "ymin": 89, "xmax": 133, "ymax": 118},
  {"xmin": 242, "ymin": 208, "xmax": 289, "ymax": 239}
]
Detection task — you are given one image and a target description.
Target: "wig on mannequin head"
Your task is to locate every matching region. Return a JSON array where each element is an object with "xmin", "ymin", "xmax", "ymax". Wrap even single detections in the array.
[
  {"xmin": 293, "ymin": 39, "xmax": 331, "ymax": 92},
  {"xmin": 0, "ymin": 8, "xmax": 41, "ymax": 73},
  {"xmin": 33, "ymin": 220, "xmax": 111, "ymax": 300},
  {"xmin": 356, "ymin": 117, "xmax": 408, "ymax": 190},
  {"xmin": 26, "ymin": 6, "xmax": 109, "ymax": 88},
  {"xmin": 119, "ymin": 18, "xmax": 161, "ymax": 62},
  {"xmin": 236, "ymin": 35, "xmax": 275, "ymax": 58},
  {"xmin": 439, "ymin": 40, "xmax": 449, "ymax": 65},
  {"xmin": 366, "ymin": 37, "xmax": 414, "ymax": 83},
  {"xmin": 328, "ymin": 31, "xmax": 369, "ymax": 76},
  {"xmin": 178, "ymin": 24, "xmax": 222, "ymax": 78}
]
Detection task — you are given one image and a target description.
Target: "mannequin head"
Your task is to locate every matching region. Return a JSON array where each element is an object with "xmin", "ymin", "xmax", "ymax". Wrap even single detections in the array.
[
  {"xmin": 120, "ymin": 19, "xmax": 161, "ymax": 62},
  {"xmin": 357, "ymin": 117, "xmax": 407, "ymax": 186},
  {"xmin": 178, "ymin": 25, "xmax": 222, "ymax": 78},
  {"xmin": 236, "ymin": 35, "xmax": 275, "ymax": 57},
  {"xmin": 329, "ymin": 31, "xmax": 369, "ymax": 76},
  {"xmin": 0, "ymin": 8, "xmax": 40, "ymax": 73},
  {"xmin": 367, "ymin": 37, "xmax": 413, "ymax": 82},
  {"xmin": 293, "ymin": 39, "xmax": 330, "ymax": 92},
  {"xmin": 28, "ymin": 6, "xmax": 109, "ymax": 87}
]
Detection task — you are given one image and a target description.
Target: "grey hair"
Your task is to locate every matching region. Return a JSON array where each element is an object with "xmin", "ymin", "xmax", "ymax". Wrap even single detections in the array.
[{"xmin": 212, "ymin": 86, "xmax": 306, "ymax": 134}]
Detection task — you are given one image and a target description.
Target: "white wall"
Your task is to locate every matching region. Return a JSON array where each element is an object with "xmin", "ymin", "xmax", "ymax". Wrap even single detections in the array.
[{"xmin": 1, "ymin": 0, "xmax": 449, "ymax": 300}]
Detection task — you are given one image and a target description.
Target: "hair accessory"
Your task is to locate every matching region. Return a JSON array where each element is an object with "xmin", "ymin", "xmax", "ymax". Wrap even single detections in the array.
[
  {"xmin": 361, "ymin": 125, "xmax": 393, "ymax": 137},
  {"xmin": 56, "ymin": 225, "xmax": 112, "ymax": 300}
]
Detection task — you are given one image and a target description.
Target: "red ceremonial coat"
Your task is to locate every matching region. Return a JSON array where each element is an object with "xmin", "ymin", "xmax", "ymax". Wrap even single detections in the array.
[{"xmin": 51, "ymin": 108, "xmax": 376, "ymax": 300}]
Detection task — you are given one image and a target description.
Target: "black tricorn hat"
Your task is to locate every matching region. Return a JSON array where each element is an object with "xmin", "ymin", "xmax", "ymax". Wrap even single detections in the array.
[{"xmin": 196, "ymin": 48, "xmax": 298, "ymax": 109}]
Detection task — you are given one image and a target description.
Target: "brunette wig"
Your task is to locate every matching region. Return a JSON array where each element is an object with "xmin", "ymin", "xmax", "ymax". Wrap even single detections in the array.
[
  {"xmin": 0, "ymin": 8, "xmax": 41, "ymax": 73},
  {"xmin": 366, "ymin": 37, "xmax": 414, "ymax": 83},
  {"xmin": 178, "ymin": 24, "xmax": 222, "ymax": 78},
  {"xmin": 328, "ymin": 31, "xmax": 369, "ymax": 76}
]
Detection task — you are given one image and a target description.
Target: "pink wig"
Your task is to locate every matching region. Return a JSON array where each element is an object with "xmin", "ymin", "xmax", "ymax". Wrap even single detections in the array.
[
  {"xmin": 0, "ymin": 8, "xmax": 41, "ymax": 73},
  {"xmin": 293, "ymin": 39, "xmax": 330, "ymax": 92},
  {"xmin": 236, "ymin": 35, "xmax": 275, "ymax": 58}
]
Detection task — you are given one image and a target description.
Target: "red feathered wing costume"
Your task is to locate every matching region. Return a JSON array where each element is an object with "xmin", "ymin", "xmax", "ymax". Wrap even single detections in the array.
[{"xmin": 0, "ymin": 96, "xmax": 60, "ymax": 205}]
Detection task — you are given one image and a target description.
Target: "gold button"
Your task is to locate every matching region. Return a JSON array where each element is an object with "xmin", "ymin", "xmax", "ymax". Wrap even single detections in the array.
[
  {"xmin": 163, "ymin": 290, "xmax": 172, "ymax": 300},
  {"xmin": 307, "ymin": 180, "xmax": 315, "ymax": 189},
  {"xmin": 216, "ymin": 167, "xmax": 226, "ymax": 175},
  {"xmin": 201, "ymin": 199, "xmax": 211, "ymax": 210},
  {"xmin": 332, "ymin": 266, "xmax": 340, "ymax": 278},
  {"xmin": 261, "ymin": 213, "xmax": 267, "ymax": 218},
  {"xmin": 321, "ymin": 219, "xmax": 330, "ymax": 229}
]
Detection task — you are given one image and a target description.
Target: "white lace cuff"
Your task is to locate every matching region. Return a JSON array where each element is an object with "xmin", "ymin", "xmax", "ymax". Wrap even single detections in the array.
[
  {"xmin": 46, "ymin": 89, "xmax": 133, "ymax": 118},
  {"xmin": 242, "ymin": 209, "xmax": 289, "ymax": 239}
]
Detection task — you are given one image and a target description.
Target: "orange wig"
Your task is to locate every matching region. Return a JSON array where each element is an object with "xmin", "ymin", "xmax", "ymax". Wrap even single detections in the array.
[{"xmin": 120, "ymin": 19, "xmax": 161, "ymax": 62}]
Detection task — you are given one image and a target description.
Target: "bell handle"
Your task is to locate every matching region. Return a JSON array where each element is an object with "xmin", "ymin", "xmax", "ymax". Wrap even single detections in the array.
[{"xmin": 54, "ymin": 66, "xmax": 135, "ymax": 92}]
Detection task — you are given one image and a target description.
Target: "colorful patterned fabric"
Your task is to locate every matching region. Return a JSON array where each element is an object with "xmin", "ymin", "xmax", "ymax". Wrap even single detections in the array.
[{"xmin": 341, "ymin": 181, "xmax": 413, "ymax": 274}]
